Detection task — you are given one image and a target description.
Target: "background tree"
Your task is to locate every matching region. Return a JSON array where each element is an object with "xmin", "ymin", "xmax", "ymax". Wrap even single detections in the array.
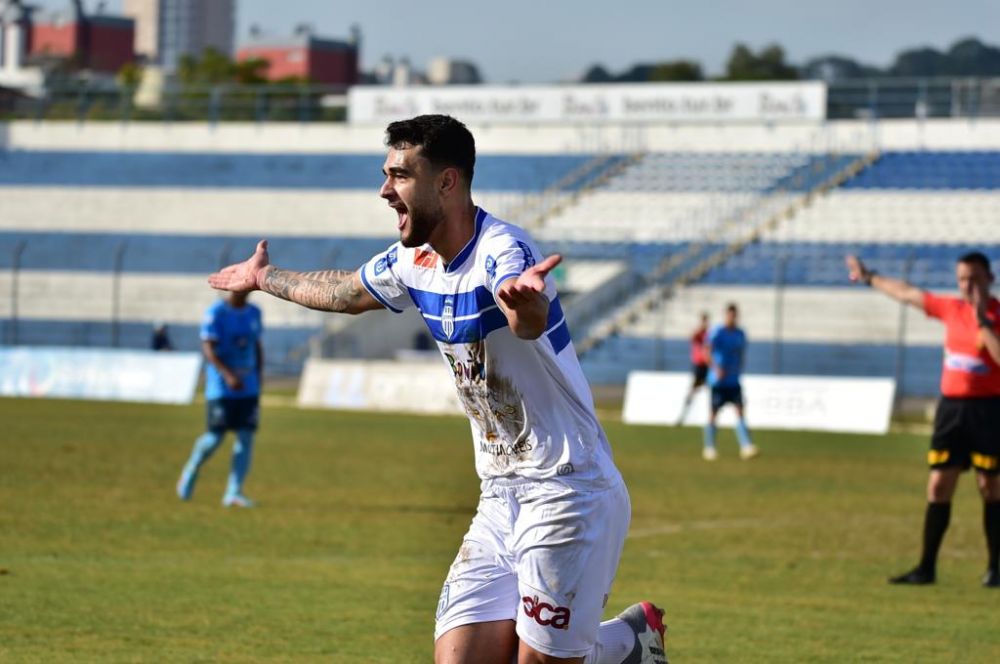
[
  {"xmin": 725, "ymin": 43, "xmax": 798, "ymax": 80},
  {"xmin": 650, "ymin": 60, "xmax": 704, "ymax": 82}
]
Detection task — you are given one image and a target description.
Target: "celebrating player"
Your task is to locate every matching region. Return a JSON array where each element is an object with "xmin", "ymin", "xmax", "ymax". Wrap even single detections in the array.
[
  {"xmin": 177, "ymin": 290, "xmax": 263, "ymax": 507},
  {"xmin": 847, "ymin": 252, "xmax": 1000, "ymax": 587},
  {"xmin": 207, "ymin": 115, "xmax": 667, "ymax": 663},
  {"xmin": 702, "ymin": 303, "xmax": 758, "ymax": 461}
]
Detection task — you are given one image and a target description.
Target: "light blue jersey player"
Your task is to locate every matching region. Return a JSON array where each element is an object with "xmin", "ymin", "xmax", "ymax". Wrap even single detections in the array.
[
  {"xmin": 205, "ymin": 116, "xmax": 668, "ymax": 664},
  {"xmin": 177, "ymin": 290, "xmax": 263, "ymax": 507},
  {"xmin": 703, "ymin": 303, "xmax": 758, "ymax": 461}
]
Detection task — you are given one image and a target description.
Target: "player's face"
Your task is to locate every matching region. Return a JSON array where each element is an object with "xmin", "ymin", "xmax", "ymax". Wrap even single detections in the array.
[
  {"xmin": 725, "ymin": 308, "xmax": 738, "ymax": 327},
  {"xmin": 956, "ymin": 261, "xmax": 993, "ymax": 303},
  {"xmin": 379, "ymin": 145, "xmax": 445, "ymax": 248}
]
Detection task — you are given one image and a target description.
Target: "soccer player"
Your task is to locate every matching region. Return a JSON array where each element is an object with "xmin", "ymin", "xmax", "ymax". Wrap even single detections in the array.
[
  {"xmin": 703, "ymin": 303, "xmax": 758, "ymax": 461},
  {"xmin": 207, "ymin": 115, "xmax": 667, "ymax": 664},
  {"xmin": 176, "ymin": 290, "xmax": 263, "ymax": 508},
  {"xmin": 675, "ymin": 312, "xmax": 710, "ymax": 426},
  {"xmin": 846, "ymin": 252, "xmax": 1000, "ymax": 587}
]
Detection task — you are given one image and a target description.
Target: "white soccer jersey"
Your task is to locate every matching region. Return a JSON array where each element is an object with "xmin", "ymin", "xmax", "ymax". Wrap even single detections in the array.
[{"xmin": 360, "ymin": 207, "xmax": 621, "ymax": 489}]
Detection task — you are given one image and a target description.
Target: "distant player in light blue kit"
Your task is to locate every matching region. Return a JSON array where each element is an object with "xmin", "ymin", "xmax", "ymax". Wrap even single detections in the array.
[
  {"xmin": 703, "ymin": 303, "xmax": 758, "ymax": 461},
  {"xmin": 177, "ymin": 290, "xmax": 263, "ymax": 507}
]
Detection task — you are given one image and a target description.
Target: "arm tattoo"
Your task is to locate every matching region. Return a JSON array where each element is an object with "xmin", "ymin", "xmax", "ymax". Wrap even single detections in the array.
[{"xmin": 260, "ymin": 267, "xmax": 365, "ymax": 313}]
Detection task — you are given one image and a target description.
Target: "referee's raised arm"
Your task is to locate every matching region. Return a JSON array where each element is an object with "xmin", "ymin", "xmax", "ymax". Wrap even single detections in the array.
[{"xmin": 845, "ymin": 254, "xmax": 925, "ymax": 308}]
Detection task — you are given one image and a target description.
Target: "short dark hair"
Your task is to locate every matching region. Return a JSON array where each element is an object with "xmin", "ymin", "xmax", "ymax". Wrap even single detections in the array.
[
  {"xmin": 726, "ymin": 303, "xmax": 738, "ymax": 313},
  {"xmin": 958, "ymin": 251, "xmax": 993, "ymax": 275},
  {"xmin": 385, "ymin": 114, "xmax": 476, "ymax": 184}
]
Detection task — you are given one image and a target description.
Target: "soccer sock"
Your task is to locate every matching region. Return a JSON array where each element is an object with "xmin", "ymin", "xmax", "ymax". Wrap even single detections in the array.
[
  {"xmin": 984, "ymin": 501, "xmax": 1000, "ymax": 572},
  {"xmin": 919, "ymin": 501, "xmax": 951, "ymax": 575},
  {"xmin": 183, "ymin": 431, "xmax": 224, "ymax": 477},
  {"xmin": 226, "ymin": 428, "xmax": 255, "ymax": 497},
  {"xmin": 584, "ymin": 617, "xmax": 635, "ymax": 664},
  {"xmin": 703, "ymin": 423, "xmax": 717, "ymax": 449},
  {"xmin": 735, "ymin": 418, "xmax": 752, "ymax": 448}
]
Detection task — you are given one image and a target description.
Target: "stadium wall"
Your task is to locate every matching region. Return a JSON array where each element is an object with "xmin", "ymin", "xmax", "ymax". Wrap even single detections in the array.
[{"xmin": 5, "ymin": 119, "xmax": 1000, "ymax": 153}]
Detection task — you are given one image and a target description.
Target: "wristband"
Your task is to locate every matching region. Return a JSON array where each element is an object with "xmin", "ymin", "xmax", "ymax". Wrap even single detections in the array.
[
  {"xmin": 863, "ymin": 270, "xmax": 878, "ymax": 286},
  {"xmin": 979, "ymin": 311, "xmax": 993, "ymax": 330}
]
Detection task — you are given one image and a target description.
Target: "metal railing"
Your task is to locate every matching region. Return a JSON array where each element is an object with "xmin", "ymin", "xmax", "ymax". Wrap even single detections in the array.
[
  {"xmin": 4, "ymin": 78, "xmax": 1000, "ymax": 123},
  {"xmin": 1, "ymin": 82, "xmax": 350, "ymax": 123},
  {"xmin": 827, "ymin": 77, "xmax": 1000, "ymax": 119}
]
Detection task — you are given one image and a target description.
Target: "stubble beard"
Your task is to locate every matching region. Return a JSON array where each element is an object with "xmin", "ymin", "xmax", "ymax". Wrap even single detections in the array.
[{"xmin": 400, "ymin": 202, "xmax": 444, "ymax": 248}]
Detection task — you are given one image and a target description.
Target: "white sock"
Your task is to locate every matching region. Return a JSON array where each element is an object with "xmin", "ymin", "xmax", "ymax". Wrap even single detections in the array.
[{"xmin": 584, "ymin": 618, "xmax": 635, "ymax": 664}]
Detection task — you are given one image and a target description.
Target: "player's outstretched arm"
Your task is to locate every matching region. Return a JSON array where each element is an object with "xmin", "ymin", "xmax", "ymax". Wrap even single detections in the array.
[
  {"xmin": 496, "ymin": 254, "xmax": 562, "ymax": 340},
  {"xmin": 845, "ymin": 254, "xmax": 924, "ymax": 308},
  {"xmin": 207, "ymin": 240, "xmax": 383, "ymax": 314}
]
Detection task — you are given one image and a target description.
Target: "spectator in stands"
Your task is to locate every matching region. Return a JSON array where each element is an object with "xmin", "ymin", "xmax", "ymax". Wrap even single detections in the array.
[
  {"xmin": 176, "ymin": 291, "xmax": 263, "ymax": 508},
  {"xmin": 676, "ymin": 312, "xmax": 710, "ymax": 426},
  {"xmin": 847, "ymin": 252, "xmax": 1000, "ymax": 587},
  {"xmin": 703, "ymin": 303, "xmax": 758, "ymax": 461},
  {"xmin": 150, "ymin": 321, "xmax": 174, "ymax": 351}
]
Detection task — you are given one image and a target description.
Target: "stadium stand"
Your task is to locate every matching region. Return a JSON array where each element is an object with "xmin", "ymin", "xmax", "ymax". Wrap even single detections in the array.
[
  {"xmin": 0, "ymin": 138, "xmax": 630, "ymax": 372},
  {"xmin": 4, "ymin": 119, "xmax": 999, "ymax": 398},
  {"xmin": 580, "ymin": 149, "xmax": 1000, "ymax": 397}
]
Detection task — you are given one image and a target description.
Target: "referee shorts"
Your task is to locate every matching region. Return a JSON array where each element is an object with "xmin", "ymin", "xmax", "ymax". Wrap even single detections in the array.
[{"xmin": 929, "ymin": 396, "xmax": 1000, "ymax": 474}]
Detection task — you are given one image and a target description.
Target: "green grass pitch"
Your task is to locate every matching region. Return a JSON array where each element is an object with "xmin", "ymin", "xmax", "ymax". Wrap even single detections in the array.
[{"xmin": 2, "ymin": 396, "xmax": 999, "ymax": 662}]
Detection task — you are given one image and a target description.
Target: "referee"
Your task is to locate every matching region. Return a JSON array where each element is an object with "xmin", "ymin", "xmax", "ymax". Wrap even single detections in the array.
[{"xmin": 846, "ymin": 251, "xmax": 1000, "ymax": 587}]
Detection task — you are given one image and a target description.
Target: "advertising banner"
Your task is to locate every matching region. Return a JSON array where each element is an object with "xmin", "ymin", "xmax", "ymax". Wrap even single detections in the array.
[
  {"xmin": 349, "ymin": 82, "xmax": 826, "ymax": 125},
  {"xmin": 0, "ymin": 347, "xmax": 201, "ymax": 404},
  {"xmin": 622, "ymin": 371, "xmax": 896, "ymax": 434},
  {"xmin": 298, "ymin": 359, "xmax": 463, "ymax": 415}
]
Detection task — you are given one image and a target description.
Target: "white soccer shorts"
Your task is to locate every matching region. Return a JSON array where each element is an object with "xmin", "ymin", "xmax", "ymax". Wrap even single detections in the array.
[{"xmin": 434, "ymin": 478, "xmax": 631, "ymax": 659}]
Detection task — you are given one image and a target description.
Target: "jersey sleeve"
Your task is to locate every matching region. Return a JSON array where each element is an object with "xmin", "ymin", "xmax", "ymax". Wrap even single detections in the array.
[
  {"xmin": 923, "ymin": 292, "xmax": 954, "ymax": 321},
  {"xmin": 359, "ymin": 244, "xmax": 412, "ymax": 314},
  {"xmin": 200, "ymin": 304, "xmax": 221, "ymax": 341},
  {"xmin": 481, "ymin": 227, "xmax": 557, "ymax": 302}
]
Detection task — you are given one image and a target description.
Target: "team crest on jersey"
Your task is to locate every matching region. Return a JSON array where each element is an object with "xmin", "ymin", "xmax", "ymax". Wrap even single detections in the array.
[
  {"xmin": 485, "ymin": 255, "xmax": 497, "ymax": 281},
  {"xmin": 442, "ymin": 295, "xmax": 455, "ymax": 339},
  {"xmin": 414, "ymin": 248, "xmax": 439, "ymax": 269}
]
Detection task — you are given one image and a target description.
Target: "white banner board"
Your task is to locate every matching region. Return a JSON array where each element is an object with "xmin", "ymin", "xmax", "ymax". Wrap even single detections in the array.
[
  {"xmin": 349, "ymin": 82, "xmax": 826, "ymax": 125},
  {"xmin": 298, "ymin": 358, "xmax": 463, "ymax": 415},
  {"xmin": 622, "ymin": 371, "xmax": 896, "ymax": 434},
  {"xmin": 0, "ymin": 347, "xmax": 201, "ymax": 404}
]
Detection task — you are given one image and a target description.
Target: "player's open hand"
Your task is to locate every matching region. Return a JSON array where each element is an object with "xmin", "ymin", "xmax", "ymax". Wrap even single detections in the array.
[
  {"xmin": 845, "ymin": 254, "xmax": 869, "ymax": 284},
  {"xmin": 208, "ymin": 240, "xmax": 269, "ymax": 292},
  {"xmin": 496, "ymin": 254, "xmax": 562, "ymax": 310}
]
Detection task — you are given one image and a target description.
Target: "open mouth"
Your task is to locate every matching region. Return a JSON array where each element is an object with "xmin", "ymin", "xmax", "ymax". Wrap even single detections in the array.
[{"xmin": 388, "ymin": 201, "xmax": 408, "ymax": 231}]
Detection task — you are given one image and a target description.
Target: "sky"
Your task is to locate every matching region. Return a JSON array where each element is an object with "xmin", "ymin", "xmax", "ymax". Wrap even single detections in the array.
[{"xmin": 29, "ymin": 0, "xmax": 1000, "ymax": 83}]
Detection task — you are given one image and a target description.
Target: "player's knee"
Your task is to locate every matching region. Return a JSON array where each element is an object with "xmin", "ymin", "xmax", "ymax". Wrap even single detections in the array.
[
  {"xmin": 976, "ymin": 473, "xmax": 1000, "ymax": 501},
  {"xmin": 926, "ymin": 472, "xmax": 959, "ymax": 502},
  {"xmin": 196, "ymin": 431, "xmax": 225, "ymax": 455},
  {"xmin": 234, "ymin": 429, "xmax": 254, "ymax": 451}
]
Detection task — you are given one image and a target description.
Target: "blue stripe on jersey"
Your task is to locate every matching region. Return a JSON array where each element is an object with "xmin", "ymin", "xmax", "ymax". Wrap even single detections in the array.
[
  {"xmin": 422, "ymin": 303, "xmax": 509, "ymax": 343},
  {"xmin": 545, "ymin": 297, "xmax": 565, "ymax": 328},
  {"xmin": 547, "ymin": 320, "xmax": 571, "ymax": 354},
  {"xmin": 408, "ymin": 285, "xmax": 496, "ymax": 318},
  {"xmin": 543, "ymin": 298, "xmax": 571, "ymax": 353},
  {"xmin": 360, "ymin": 267, "xmax": 403, "ymax": 313},
  {"xmin": 443, "ymin": 208, "xmax": 487, "ymax": 274}
]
